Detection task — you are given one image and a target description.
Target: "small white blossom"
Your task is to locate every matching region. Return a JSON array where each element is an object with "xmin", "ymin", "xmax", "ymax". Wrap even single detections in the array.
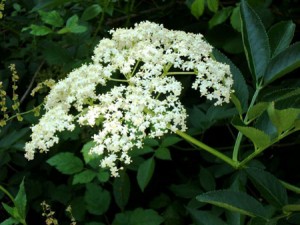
[{"xmin": 25, "ymin": 21, "xmax": 233, "ymax": 177}]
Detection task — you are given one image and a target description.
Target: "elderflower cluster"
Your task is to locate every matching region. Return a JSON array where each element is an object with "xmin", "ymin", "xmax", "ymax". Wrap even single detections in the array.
[{"xmin": 25, "ymin": 21, "xmax": 233, "ymax": 176}]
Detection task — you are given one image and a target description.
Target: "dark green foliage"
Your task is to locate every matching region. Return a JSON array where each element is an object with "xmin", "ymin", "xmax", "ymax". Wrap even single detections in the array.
[{"xmin": 1, "ymin": 0, "xmax": 300, "ymax": 224}]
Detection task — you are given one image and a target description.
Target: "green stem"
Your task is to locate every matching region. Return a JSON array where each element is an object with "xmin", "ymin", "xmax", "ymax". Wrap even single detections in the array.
[
  {"xmin": 166, "ymin": 72, "xmax": 195, "ymax": 75},
  {"xmin": 280, "ymin": 180, "xmax": 300, "ymax": 194},
  {"xmin": 232, "ymin": 86, "xmax": 262, "ymax": 161},
  {"xmin": 4, "ymin": 103, "xmax": 43, "ymax": 124},
  {"xmin": 0, "ymin": 184, "xmax": 15, "ymax": 203},
  {"xmin": 129, "ymin": 60, "xmax": 140, "ymax": 79},
  {"xmin": 176, "ymin": 130, "xmax": 238, "ymax": 168},
  {"xmin": 108, "ymin": 78, "xmax": 129, "ymax": 83},
  {"xmin": 238, "ymin": 128, "xmax": 298, "ymax": 168},
  {"xmin": 92, "ymin": 5, "xmax": 105, "ymax": 39}
]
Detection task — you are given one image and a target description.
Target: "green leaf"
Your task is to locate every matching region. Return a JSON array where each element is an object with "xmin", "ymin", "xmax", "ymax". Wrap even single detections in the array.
[
  {"xmin": 0, "ymin": 218, "xmax": 19, "ymax": 225},
  {"xmin": 155, "ymin": 147, "xmax": 171, "ymax": 160},
  {"xmin": 144, "ymin": 138, "xmax": 159, "ymax": 147},
  {"xmin": 85, "ymin": 183, "xmax": 110, "ymax": 215},
  {"xmin": 97, "ymin": 170, "xmax": 110, "ymax": 183},
  {"xmin": 199, "ymin": 167, "xmax": 216, "ymax": 191},
  {"xmin": 66, "ymin": 15, "xmax": 79, "ymax": 28},
  {"xmin": 137, "ymin": 157, "xmax": 155, "ymax": 192},
  {"xmin": 70, "ymin": 197, "xmax": 86, "ymax": 221},
  {"xmin": 188, "ymin": 208, "xmax": 228, "ymax": 225},
  {"xmin": 207, "ymin": 0, "xmax": 219, "ymax": 13},
  {"xmin": 27, "ymin": 25, "xmax": 52, "ymax": 36},
  {"xmin": 38, "ymin": 10, "xmax": 64, "ymax": 27},
  {"xmin": 230, "ymin": 93, "xmax": 243, "ymax": 116},
  {"xmin": 264, "ymin": 42, "xmax": 300, "ymax": 84},
  {"xmin": 283, "ymin": 204, "xmax": 300, "ymax": 212},
  {"xmin": 81, "ymin": 141, "xmax": 97, "ymax": 164},
  {"xmin": 47, "ymin": 152, "xmax": 84, "ymax": 175},
  {"xmin": 246, "ymin": 167, "xmax": 288, "ymax": 208},
  {"xmin": 0, "ymin": 128, "xmax": 29, "ymax": 149},
  {"xmin": 14, "ymin": 179, "xmax": 27, "ymax": 220},
  {"xmin": 233, "ymin": 118, "xmax": 271, "ymax": 150},
  {"xmin": 31, "ymin": 0, "xmax": 71, "ymax": 11},
  {"xmin": 268, "ymin": 21, "xmax": 296, "ymax": 57},
  {"xmin": 72, "ymin": 170, "xmax": 97, "ymax": 185},
  {"xmin": 209, "ymin": 7, "xmax": 232, "ymax": 29},
  {"xmin": 261, "ymin": 87, "xmax": 300, "ymax": 103},
  {"xmin": 112, "ymin": 208, "xmax": 164, "ymax": 225},
  {"xmin": 196, "ymin": 190, "xmax": 268, "ymax": 218},
  {"xmin": 161, "ymin": 136, "xmax": 182, "ymax": 147},
  {"xmin": 2, "ymin": 203, "xmax": 18, "ymax": 218},
  {"xmin": 248, "ymin": 217, "xmax": 277, "ymax": 225},
  {"xmin": 81, "ymin": 4, "xmax": 102, "ymax": 21},
  {"xmin": 42, "ymin": 42, "xmax": 72, "ymax": 65},
  {"xmin": 247, "ymin": 102, "xmax": 269, "ymax": 123},
  {"xmin": 267, "ymin": 102, "xmax": 300, "ymax": 135},
  {"xmin": 230, "ymin": 6, "xmax": 241, "ymax": 32},
  {"xmin": 65, "ymin": 15, "xmax": 87, "ymax": 33},
  {"xmin": 86, "ymin": 223, "xmax": 105, "ymax": 225},
  {"xmin": 170, "ymin": 182, "xmax": 203, "ymax": 198},
  {"xmin": 191, "ymin": 0, "xmax": 205, "ymax": 19},
  {"xmin": 240, "ymin": 0, "xmax": 270, "ymax": 79},
  {"xmin": 69, "ymin": 24, "xmax": 87, "ymax": 34},
  {"xmin": 113, "ymin": 172, "xmax": 130, "ymax": 210},
  {"xmin": 212, "ymin": 48, "xmax": 249, "ymax": 110}
]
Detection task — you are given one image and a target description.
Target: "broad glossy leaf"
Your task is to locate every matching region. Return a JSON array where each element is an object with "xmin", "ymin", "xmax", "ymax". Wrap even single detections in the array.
[
  {"xmin": 0, "ymin": 218, "xmax": 19, "ymax": 225},
  {"xmin": 14, "ymin": 179, "xmax": 27, "ymax": 220},
  {"xmin": 267, "ymin": 102, "xmax": 300, "ymax": 134},
  {"xmin": 212, "ymin": 49, "xmax": 249, "ymax": 110},
  {"xmin": 247, "ymin": 102, "xmax": 269, "ymax": 123},
  {"xmin": 72, "ymin": 170, "xmax": 96, "ymax": 185},
  {"xmin": 65, "ymin": 15, "xmax": 87, "ymax": 33},
  {"xmin": 82, "ymin": 4, "xmax": 102, "ymax": 21},
  {"xmin": 2, "ymin": 203, "xmax": 17, "ymax": 218},
  {"xmin": 240, "ymin": 0, "xmax": 270, "ymax": 79},
  {"xmin": 207, "ymin": 0, "xmax": 219, "ymax": 13},
  {"xmin": 112, "ymin": 208, "xmax": 164, "ymax": 225},
  {"xmin": 113, "ymin": 172, "xmax": 130, "ymax": 210},
  {"xmin": 27, "ymin": 25, "xmax": 52, "ymax": 36},
  {"xmin": 154, "ymin": 147, "xmax": 171, "ymax": 160},
  {"xmin": 199, "ymin": 167, "xmax": 216, "ymax": 191},
  {"xmin": 268, "ymin": 21, "xmax": 295, "ymax": 57},
  {"xmin": 42, "ymin": 42, "xmax": 72, "ymax": 65},
  {"xmin": 264, "ymin": 42, "xmax": 300, "ymax": 84},
  {"xmin": 196, "ymin": 190, "xmax": 268, "ymax": 218},
  {"xmin": 248, "ymin": 217, "xmax": 277, "ymax": 225},
  {"xmin": 209, "ymin": 7, "xmax": 232, "ymax": 29},
  {"xmin": 81, "ymin": 141, "xmax": 96, "ymax": 164},
  {"xmin": 161, "ymin": 136, "xmax": 182, "ymax": 147},
  {"xmin": 137, "ymin": 157, "xmax": 155, "ymax": 192},
  {"xmin": 233, "ymin": 119, "xmax": 271, "ymax": 150},
  {"xmin": 188, "ymin": 208, "xmax": 228, "ymax": 225},
  {"xmin": 170, "ymin": 182, "xmax": 202, "ymax": 198},
  {"xmin": 66, "ymin": 15, "xmax": 79, "ymax": 28},
  {"xmin": 0, "ymin": 128, "xmax": 29, "ymax": 149},
  {"xmin": 230, "ymin": 6, "xmax": 241, "ymax": 32},
  {"xmin": 47, "ymin": 152, "xmax": 83, "ymax": 175},
  {"xmin": 230, "ymin": 93, "xmax": 243, "ymax": 116},
  {"xmin": 38, "ymin": 10, "xmax": 63, "ymax": 27},
  {"xmin": 85, "ymin": 183, "xmax": 110, "ymax": 215},
  {"xmin": 31, "ymin": 0, "xmax": 71, "ymax": 11},
  {"xmin": 191, "ymin": 0, "xmax": 205, "ymax": 19},
  {"xmin": 246, "ymin": 167, "xmax": 288, "ymax": 208}
]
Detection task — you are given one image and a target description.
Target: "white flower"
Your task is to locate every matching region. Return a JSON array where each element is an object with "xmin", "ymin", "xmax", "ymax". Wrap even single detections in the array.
[{"xmin": 25, "ymin": 21, "xmax": 233, "ymax": 177}]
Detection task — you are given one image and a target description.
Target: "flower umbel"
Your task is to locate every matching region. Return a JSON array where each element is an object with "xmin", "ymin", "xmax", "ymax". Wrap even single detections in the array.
[{"xmin": 25, "ymin": 21, "xmax": 233, "ymax": 176}]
